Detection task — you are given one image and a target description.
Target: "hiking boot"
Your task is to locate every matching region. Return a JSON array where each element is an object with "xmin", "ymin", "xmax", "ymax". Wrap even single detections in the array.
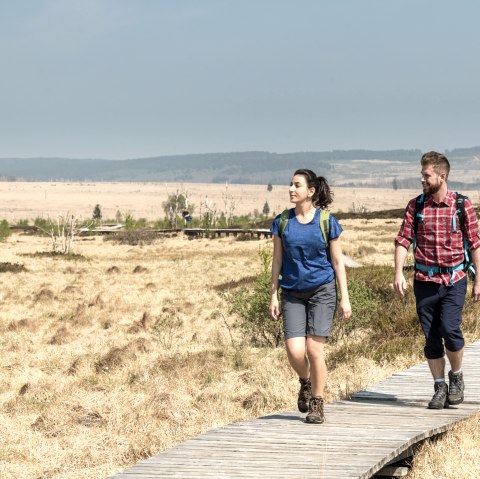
[
  {"xmin": 448, "ymin": 370, "xmax": 465, "ymax": 405},
  {"xmin": 428, "ymin": 382, "xmax": 449, "ymax": 409},
  {"xmin": 306, "ymin": 396, "xmax": 325, "ymax": 424},
  {"xmin": 297, "ymin": 378, "xmax": 312, "ymax": 413}
]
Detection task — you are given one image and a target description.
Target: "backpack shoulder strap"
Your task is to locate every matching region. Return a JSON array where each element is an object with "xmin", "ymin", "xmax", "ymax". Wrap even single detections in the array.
[
  {"xmin": 413, "ymin": 193, "xmax": 425, "ymax": 236},
  {"xmin": 279, "ymin": 208, "xmax": 331, "ymax": 247},
  {"xmin": 454, "ymin": 192, "xmax": 475, "ymax": 277},
  {"xmin": 454, "ymin": 192, "xmax": 467, "ymax": 234},
  {"xmin": 319, "ymin": 209, "xmax": 330, "ymax": 248},
  {"xmin": 278, "ymin": 209, "xmax": 291, "ymax": 237}
]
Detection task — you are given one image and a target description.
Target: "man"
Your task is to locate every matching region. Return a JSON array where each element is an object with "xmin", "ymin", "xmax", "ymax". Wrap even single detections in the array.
[{"xmin": 394, "ymin": 151, "xmax": 480, "ymax": 409}]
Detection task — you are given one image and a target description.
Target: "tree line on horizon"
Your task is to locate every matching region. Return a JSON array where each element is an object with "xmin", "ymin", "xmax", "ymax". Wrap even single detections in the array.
[{"xmin": 0, "ymin": 147, "xmax": 479, "ymax": 185}]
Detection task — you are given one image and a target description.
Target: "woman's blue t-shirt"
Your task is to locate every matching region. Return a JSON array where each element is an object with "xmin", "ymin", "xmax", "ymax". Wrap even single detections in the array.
[{"xmin": 270, "ymin": 208, "xmax": 343, "ymax": 291}]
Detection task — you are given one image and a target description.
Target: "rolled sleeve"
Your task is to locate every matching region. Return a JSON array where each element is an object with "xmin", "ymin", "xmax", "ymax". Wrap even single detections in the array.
[
  {"xmin": 464, "ymin": 199, "xmax": 480, "ymax": 251},
  {"xmin": 394, "ymin": 199, "xmax": 416, "ymax": 250}
]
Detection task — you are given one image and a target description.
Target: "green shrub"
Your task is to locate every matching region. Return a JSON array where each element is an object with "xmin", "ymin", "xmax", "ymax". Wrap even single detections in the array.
[
  {"xmin": 330, "ymin": 265, "xmax": 420, "ymax": 362},
  {"xmin": 0, "ymin": 220, "xmax": 11, "ymax": 242},
  {"xmin": 124, "ymin": 213, "xmax": 137, "ymax": 230},
  {"xmin": 222, "ymin": 246, "xmax": 283, "ymax": 348},
  {"xmin": 154, "ymin": 218, "xmax": 170, "ymax": 229},
  {"xmin": 152, "ymin": 314, "xmax": 184, "ymax": 349},
  {"xmin": 34, "ymin": 217, "xmax": 54, "ymax": 232},
  {"xmin": 222, "ymin": 250, "xmax": 425, "ymax": 364}
]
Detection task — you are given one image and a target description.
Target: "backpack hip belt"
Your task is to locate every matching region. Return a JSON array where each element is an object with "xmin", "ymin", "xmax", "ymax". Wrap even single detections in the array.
[{"xmin": 415, "ymin": 262, "xmax": 465, "ymax": 277}]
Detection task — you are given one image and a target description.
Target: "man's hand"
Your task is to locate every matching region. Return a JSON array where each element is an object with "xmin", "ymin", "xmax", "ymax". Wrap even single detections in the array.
[
  {"xmin": 472, "ymin": 279, "xmax": 480, "ymax": 302},
  {"xmin": 394, "ymin": 272, "xmax": 408, "ymax": 298}
]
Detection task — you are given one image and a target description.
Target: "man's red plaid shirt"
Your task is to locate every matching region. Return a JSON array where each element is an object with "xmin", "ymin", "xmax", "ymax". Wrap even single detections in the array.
[{"xmin": 395, "ymin": 191, "xmax": 480, "ymax": 285}]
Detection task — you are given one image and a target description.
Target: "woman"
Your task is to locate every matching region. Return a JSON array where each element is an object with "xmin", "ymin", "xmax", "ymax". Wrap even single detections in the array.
[{"xmin": 269, "ymin": 169, "xmax": 351, "ymax": 424}]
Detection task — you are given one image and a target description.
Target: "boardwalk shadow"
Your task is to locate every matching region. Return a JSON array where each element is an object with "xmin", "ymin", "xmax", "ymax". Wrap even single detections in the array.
[
  {"xmin": 261, "ymin": 413, "xmax": 304, "ymax": 421},
  {"xmin": 350, "ymin": 393, "xmax": 464, "ymax": 410}
]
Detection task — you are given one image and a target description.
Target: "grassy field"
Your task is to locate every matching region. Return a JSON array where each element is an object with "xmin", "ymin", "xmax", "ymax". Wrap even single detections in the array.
[{"xmin": 1, "ymin": 185, "xmax": 480, "ymax": 478}]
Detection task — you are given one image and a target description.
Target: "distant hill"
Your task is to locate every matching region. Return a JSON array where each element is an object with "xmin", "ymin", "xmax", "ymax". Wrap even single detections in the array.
[{"xmin": 0, "ymin": 147, "xmax": 479, "ymax": 187}]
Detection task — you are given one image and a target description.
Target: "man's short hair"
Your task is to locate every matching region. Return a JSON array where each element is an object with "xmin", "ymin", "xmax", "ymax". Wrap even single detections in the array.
[{"xmin": 421, "ymin": 151, "xmax": 450, "ymax": 179}]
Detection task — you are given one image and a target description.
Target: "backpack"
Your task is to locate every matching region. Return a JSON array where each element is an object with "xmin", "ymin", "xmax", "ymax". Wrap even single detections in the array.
[
  {"xmin": 413, "ymin": 192, "xmax": 475, "ymax": 279},
  {"xmin": 278, "ymin": 208, "xmax": 331, "ymax": 251}
]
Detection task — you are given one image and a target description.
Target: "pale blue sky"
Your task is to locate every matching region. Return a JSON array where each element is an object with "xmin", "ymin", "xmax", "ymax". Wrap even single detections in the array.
[{"xmin": 1, "ymin": 0, "xmax": 479, "ymax": 159}]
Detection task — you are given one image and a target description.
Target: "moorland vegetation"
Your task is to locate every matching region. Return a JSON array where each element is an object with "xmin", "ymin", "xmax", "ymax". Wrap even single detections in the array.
[{"xmin": 0, "ymin": 207, "xmax": 479, "ymax": 478}]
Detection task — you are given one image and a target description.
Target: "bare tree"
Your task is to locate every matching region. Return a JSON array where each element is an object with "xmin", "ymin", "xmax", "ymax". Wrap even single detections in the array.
[
  {"xmin": 200, "ymin": 196, "xmax": 219, "ymax": 228},
  {"xmin": 162, "ymin": 185, "xmax": 194, "ymax": 228},
  {"xmin": 38, "ymin": 213, "xmax": 79, "ymax": 254},
  {"xmin": 221, "ymin": 183, "xmax": 239, "ymax": 226}
]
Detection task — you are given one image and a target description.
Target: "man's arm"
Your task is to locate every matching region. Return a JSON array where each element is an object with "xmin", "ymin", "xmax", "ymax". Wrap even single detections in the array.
[
  {"xmin": 462, "ymin": 198, "xmax": 480, "ymax": 302},
  {"xmin": 470, "ymin": 247, "xmax": 480, "ymax": 302},
  {"xmin": 394, "ymin": 243, "xmax": 409, "ymax": 297},
  {"xmin": 394, "ymin": 199, "xmax": 416, "ymax": 298}
]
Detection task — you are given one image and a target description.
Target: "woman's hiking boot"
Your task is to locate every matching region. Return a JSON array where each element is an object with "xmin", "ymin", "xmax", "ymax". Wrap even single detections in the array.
[
  {"xmin": 297, "ymin": 378, "xmax": 312, "ymax": 413},
  {"xmin": 306, "ymin": 396, "xmax": 325, "ymax": 424},
  {"xmin": 448, "ymin": 370, "xmax": 465, "ymax": 405},
  {"xmin": 428, "ymin": 382, "xmax": 449, "ymax": 409}
]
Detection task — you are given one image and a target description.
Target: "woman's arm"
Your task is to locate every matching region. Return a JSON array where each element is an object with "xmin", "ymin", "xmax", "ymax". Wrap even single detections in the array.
[
  {"xmin": 329, "ymin": 237, "xmax": 352, "ymax": 320},
  {"xmin": 269, "ymin": 235, "xmax": 283, "ymax": 319}
]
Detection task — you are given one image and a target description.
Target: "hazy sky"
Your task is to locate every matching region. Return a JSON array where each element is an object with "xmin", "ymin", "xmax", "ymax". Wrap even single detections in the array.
[{"xmin": 1, "ymin": 0, "xmax": 479, "ymax": 159}]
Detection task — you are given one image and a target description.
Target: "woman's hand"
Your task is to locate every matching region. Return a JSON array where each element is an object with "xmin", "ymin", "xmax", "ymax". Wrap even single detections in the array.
[
  {"xmin": 339, "ymin": 297, "xmax": 352, "ymax": 320},
  {"xmin": 269, "ymin": 295, "xmax": 281, "ymax": 320}
]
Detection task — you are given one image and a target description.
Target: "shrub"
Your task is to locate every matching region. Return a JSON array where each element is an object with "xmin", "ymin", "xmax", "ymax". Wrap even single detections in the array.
[
  {"xmin": 222, "ymin": 251, "xmax": 423, "ymax": 363},
  {"xmin": 152, "ymin": 314, "xmax": 184, "ymax": 349},
  {"xmin": 0, "ymin": 219, "xmax": 11, "ymax": 242},
  {"xmin": 0, "ymin": 262, "xmax": 27, "ymax": 273},
  {"xmin": 122, "ymin": 213, "xmax": 149, "ymax": 230},
  {"xmin": 330, "ymin": 265, "xmax": 420, "ymax": 361},
  {"xmin": 92, "ymin": 204, "xmax": 102, "ymax": 220},
  {"xmin": 222, "ymin": 246, "xmax": 283, "ymax": 348},
  {"xmin": 34, "ymin": 217, "xmax": 54, "ymax": 232},
  {"xmin": 154, "ymin": 218, "xmax": 170, "ymax": 229}
]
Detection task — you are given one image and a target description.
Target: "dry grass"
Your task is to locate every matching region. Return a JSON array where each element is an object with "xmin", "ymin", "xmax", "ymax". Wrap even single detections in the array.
[
  {"xmin": 407, "ymin": 412, "xmax": 480, "ymax": 478},
  {"xmin": 0, "ymin": 182, "xmax": 427, "ymax": 222},
  {"xmin": 339, "ymin": 218, "xmax": 410, "ymax": 267},
  {"xmin": 0, "ymin": 233, "xmax": 293, "ymax": 478},
  {"xmin": 0, "ymin": 209, "xmax": 479, "ymax": 477}
]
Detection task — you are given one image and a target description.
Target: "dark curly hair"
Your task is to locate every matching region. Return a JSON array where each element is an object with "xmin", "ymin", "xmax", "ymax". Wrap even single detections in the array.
[{"xmin": 294, "ymin": 169, "xmax": 333, "ymax": 209}]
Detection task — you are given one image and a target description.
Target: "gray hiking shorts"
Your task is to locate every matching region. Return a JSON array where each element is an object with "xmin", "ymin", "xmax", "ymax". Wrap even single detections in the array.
[{"xmin": 281, "ymin": 279, "xmax": 337, "ymax": 340}]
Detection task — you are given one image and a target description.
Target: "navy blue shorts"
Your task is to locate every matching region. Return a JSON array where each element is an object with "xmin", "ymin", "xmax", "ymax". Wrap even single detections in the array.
[{"xmin": 414, "ymin": 277, "xmax": 467, "ymax": 359}]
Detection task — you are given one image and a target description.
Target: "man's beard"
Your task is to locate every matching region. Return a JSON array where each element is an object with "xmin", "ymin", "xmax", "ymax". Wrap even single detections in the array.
[{"xmin": 423, "ymin": 183, "xmax": 442, "ymax": 195}]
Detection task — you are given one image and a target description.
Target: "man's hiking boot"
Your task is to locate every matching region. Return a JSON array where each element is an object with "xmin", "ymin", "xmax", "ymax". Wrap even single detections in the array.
[
  {"xmin": 428, "ymin": 382, "xmax": 449, "ymax": 409},
  {"xmin": 306, "ymin": 396, "xmax": 325, "ymax": 424},
  {"xmin": 448, "ymin": 370, "xmax": 465, "ymax": 405},
  {"xmin": 297, "ymin": 378, "xmax": 312, "ymax": 413}
]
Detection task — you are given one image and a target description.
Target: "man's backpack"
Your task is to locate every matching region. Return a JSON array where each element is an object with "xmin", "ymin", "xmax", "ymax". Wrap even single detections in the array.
[
  {"xmin": 413, "ymin": 192, "xmax": 475, "ymax": 279},
  {"xmin": 278, "ymin": 208, "xmax": 331, "ymax": 250}
]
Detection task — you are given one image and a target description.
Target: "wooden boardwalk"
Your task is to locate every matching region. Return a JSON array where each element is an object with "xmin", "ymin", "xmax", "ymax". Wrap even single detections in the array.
[{"xmin": 108, "ymin": 341, "xmax": 480, "ymax": 478}]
